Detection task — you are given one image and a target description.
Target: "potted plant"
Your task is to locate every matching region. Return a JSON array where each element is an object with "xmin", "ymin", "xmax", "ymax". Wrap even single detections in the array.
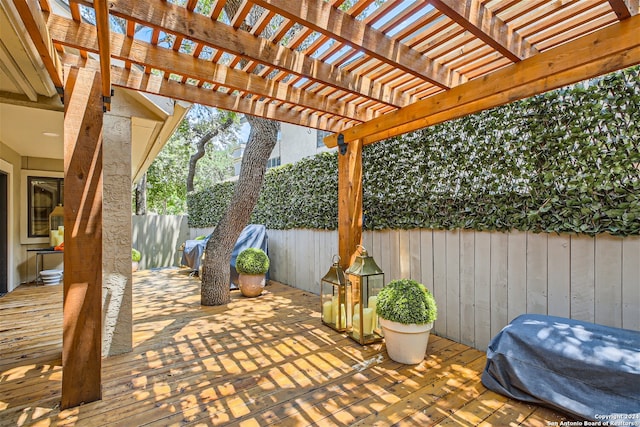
[
  {"xmin": 235, "ymin": 248, "xmax": 269, "ymax": 297},
  {"xmin": 132, "ymin": 248, "xmax": 141, "ymax": 272},
  {"xmin": 376, "ymin": 279, "xmax": 438, "ymax": 364}
]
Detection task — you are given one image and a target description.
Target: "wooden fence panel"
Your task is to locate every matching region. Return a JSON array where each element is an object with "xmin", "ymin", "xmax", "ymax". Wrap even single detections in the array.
[
  {"xmin": 622, "ymin": 236, "xmax": 640, "ymax": 330},
  {"xmin": 526, "ymin": 233, "xmax": 548, "ymax": 315},
  {"xmin": 507, "ymin": 231, "xmax": 527, "ymax": 323},
  {"xmin": 267, "ymin": 229, "xmax": 281, "ymax": 284},
  {"xmin": 446, "ymin": 230, "xmax": 461, "ymax": 342},
  {"xmin": 432, "ymin": 230, "xmax": 447, "ymax": 337},
  {"xmin": 420, "ymin": 230, "xmax": 434, "ymax": 295},
  {"xmin": 377, "ymin": 231, "xmax": 393, "ymax": 282},
  {"xmin": 571, "ymin": 235, "xmax": 595, "ymax": 323},
  {"xmin": 490, "ymin": 232, "xmax": 508, "ymax": 339},
  {"xmin": 398, "ymin": 230, "xmax": 411, "ymax": 279},
  {"xmin": 474, "ymin": 232, "xmax": 491, "ymax": 351},
  {"xmin": 389, "ymin": 230, "xmax": 400, "ymax": 281},
  {"xmin": 595, "ymin": 235, "xmax": 623, "ymax": 328},
  {"xmin": 409, "ymin": 230, "xmax": 422, "ymax": 281},
  {"xmin": 547, "ymin": 234, "xmax": 570, "ymax": 318},
  {"xmin": 459, "ymin": 230, "xmax": 475, "ymax": 348}
]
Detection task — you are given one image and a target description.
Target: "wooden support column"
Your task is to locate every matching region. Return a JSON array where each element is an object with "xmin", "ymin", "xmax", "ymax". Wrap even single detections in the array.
[
  {"xmin": 338, "ymin": 138, "xmax": 363, "ymax": 269},
  {"xmin": 62, "ymin": 66, "xmax": 103, "ymax": 409}
]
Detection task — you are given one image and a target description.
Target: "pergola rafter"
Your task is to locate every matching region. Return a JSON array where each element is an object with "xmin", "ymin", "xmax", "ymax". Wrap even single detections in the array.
[
  {"xmin": 45, "ymin": 0, "xmax": 637, "ymax": 139},
  {"xmin": 70, "ymin": 0, "xmax": 411, "ymax": 108},
  {"xmin": 61, "ymin": 53, "xmax": 348, "ymax": 131},
  {"xmin": 249, "ymin": 0, "xmax": 457, "ymax": 88},
  {"xmin": 428, "ymin": 0, "xmax": 538, "ymax": 62},
  {"xmin": 324, "ymin": 12, "xmax": 640, "ymax": 147},
  {"xmin": 48, "ymin": 15, "xmax": 373, "ymax": 122}
]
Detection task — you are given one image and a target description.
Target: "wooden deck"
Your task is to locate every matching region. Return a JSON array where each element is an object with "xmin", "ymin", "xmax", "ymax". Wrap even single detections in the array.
[{"xmin": 0, "ymin": 269, "xmax": 570, "ymax": 426}]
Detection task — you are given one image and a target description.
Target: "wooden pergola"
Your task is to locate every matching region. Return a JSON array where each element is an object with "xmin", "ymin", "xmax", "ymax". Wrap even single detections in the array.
[{"xmin": 12, "ymin": 0, "xmax": 640, "ymax": 408}]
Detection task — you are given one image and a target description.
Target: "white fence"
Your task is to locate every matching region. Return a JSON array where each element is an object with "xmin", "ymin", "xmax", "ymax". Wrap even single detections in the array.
[
  {"xmin": 132, "ymin": 215, "xmax": 189, "ymax": 270},
  {"xmin": 267, "ymin": 229, "xmax": 640, "ymax": 351},
  {"xmin": 131, "ymin": 216, "xmax": 640, "ymax": 351}
]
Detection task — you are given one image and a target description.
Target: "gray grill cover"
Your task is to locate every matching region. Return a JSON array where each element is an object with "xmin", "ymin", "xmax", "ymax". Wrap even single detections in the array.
[
  {"xmin": 180, "ymin": 224, "xmax": 269, "ymax": 286},
  {"xmin": 482, "ymin": 314, "xmax": 640, "ymax": 421}
]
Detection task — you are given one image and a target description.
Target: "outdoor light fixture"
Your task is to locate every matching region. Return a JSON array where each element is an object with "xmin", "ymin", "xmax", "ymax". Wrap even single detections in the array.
[
  {"xmin": 345, "ymin": 245, "xmax": 384, "ymax": 345},
  {"xmin": 321, "ymin": 255, "xmax": 351, "ymax": 332}
]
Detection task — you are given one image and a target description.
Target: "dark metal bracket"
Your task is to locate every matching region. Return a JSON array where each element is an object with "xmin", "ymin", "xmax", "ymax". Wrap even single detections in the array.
[
  {"xmin": 337, "ymin": 133, "xmax": 347, "ymax": 155},
  {"xmin": 56, "ymin": 86, "xmax": 64, "ymax": 104}
]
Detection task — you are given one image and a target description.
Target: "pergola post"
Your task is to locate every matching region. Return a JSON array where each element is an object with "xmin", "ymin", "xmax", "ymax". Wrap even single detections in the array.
[
  {"xmin": 337, "ymin": 138, "xmax": 363, "ymax": 269},
  {"xmin": 62, "ymin": 66, "xmax": 103, "ymax": 409}
]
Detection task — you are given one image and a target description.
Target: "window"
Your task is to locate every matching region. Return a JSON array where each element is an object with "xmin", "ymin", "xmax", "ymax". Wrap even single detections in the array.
[
  {"xmin": 317, "ymin": 130, "xmax": 331, "ymax": 148},
  {"xmin": 266, "ymin": 157, "xmax": 281, "ymax": 169},
  {"xmin": 27, "ymin": 177, "xmax": 63, "ymax": 238}
]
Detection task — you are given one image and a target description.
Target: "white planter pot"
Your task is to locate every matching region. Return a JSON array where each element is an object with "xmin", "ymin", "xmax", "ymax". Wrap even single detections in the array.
[
  {"xmin": 238, "ymin": 274, "xmax": 266, "ymax": 297},
  {"xmin": 380, "ymin": 318, "xmax": 433, "ymax": 364}
]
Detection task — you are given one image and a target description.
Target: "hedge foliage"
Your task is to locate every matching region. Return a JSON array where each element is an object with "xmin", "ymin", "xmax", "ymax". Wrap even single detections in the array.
[{"xmin": 188, "ymin": 67, "xmax": 640, "ymax": 236}]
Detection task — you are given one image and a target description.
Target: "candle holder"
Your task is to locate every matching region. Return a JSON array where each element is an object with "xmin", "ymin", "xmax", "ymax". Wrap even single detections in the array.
[
  {"xmin": 48, "ymin": 204, "xmax": 64, "ymax": 247},
  {"xmin": 320, "ymin": 255, "xmax": 351, "ymax": 332},
  {"xmin": 346, "ymin": 245, "xmax": 384, "ymax": 345}
]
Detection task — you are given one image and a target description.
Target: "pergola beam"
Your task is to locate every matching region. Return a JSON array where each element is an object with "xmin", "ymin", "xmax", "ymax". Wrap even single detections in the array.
[
  {"xmin": 12, "ymin": 0, "xmax": 63, "ymax": 94},
  {"xmin": 251, "ymin": 0, "xmax": 454, "ymax": 89},
  {"xmin": 324, "ymin": 13, "xmax": 640, "ymax": 148},
  {"xmin": 61, "ymin": 53, "xmax": 349, "ymax": 132},
  {"xmin": 48, "ymin": 15, "xmax": 371, "ymax": 122},
  {"xmin": 428, "ymin": 0, "xmax": 538, "ymax": 62},
  {"xmin": 93, "ymin": 0, "xmax": 112, "ymax": 110},
  {"xmin": 70, "ymin": 0, "xmax": 409, "ymax": 108}
]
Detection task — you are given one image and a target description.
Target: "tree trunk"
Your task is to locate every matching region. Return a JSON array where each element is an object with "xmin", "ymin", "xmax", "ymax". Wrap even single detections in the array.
[
  {"xmin": 135, "ymin": 172, "xmax": 147, "ymax": 215},
  {"xmin": 201, "ymin": 116, "xmax": 279, "ymax": 305},
  {"xmin": 186, "ymin": 117, "xmax": 233, "ymax": 193},
  {"xmin": 200, "ymin": 0, "xmax": 278, "ymax": 306}
]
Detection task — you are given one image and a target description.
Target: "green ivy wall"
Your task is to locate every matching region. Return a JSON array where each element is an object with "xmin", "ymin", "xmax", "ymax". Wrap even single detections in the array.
[{"xmin": 188, "ymin": 67, "xmax": 640, "ymax": 236}]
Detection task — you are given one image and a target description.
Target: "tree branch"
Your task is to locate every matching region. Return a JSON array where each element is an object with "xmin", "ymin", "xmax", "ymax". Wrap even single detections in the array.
[{"xmin": 186, "ymin": 116, "xmax": 234, "ymax": 192}]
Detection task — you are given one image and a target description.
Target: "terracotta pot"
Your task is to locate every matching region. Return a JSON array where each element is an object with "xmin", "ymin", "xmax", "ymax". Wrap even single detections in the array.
[
  {"xmin": 380, "ymin": 318, "xmax": 433, "ymax": 364},
  {"xmin": 238, "ymin": 273, "xmax": 266, "ymax": 297}
]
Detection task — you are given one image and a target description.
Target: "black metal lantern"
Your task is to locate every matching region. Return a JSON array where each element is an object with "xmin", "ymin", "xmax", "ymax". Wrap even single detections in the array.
[
  {"xmin": 320, "ymin": 255, "xmax": 351, "ymax": 332},
  {"xmin": 346, "ymin": 245, "xmax": 384, "ymax": 345}
]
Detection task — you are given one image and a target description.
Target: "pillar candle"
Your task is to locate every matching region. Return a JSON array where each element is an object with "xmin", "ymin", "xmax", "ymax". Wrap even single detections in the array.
[
  {"xmin": 339, "ymin": 304, "xmax": 346, "ymax": 328},
  {"xmin": 362, "ymin": 308, "xmax": 373, "ymax": 336},
  {"xmin": 322, "ymin": 301, "xmax": 333, "ymax": 323},
  {"xmin": 368, "ymin": 296, "xmax": 378, "ymax": 331},
  {"xmin": 352, "ymin": 314, "xmax": 360, "ymax": 340},
  {"xmin": 332, "ymin": 296, "xmax": 338, "ymax": 325}
]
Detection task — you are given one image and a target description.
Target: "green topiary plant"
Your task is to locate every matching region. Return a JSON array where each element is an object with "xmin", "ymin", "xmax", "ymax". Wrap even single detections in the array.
[
  {"xmin": 376, "ymin": 279, "xmax": 437, "ymax": 325},
  {"xmin": 132, "ymin": 248, "xmax": 141, "ymax": 262},
  {"xmin": 236, "ymin": 248, "xmax": 270, "ymax": 275}
]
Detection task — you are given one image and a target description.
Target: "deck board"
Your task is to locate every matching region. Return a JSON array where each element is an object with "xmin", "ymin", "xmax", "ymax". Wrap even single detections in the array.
[{"xmin": 0, "ymin": 269, "xmax": 570, "ymax": 426}]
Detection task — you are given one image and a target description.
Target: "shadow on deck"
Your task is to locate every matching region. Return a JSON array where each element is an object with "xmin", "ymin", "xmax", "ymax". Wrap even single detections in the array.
[{"xmin": 0, "ymin": 268, "xmax": 570, "ymax": 426}]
